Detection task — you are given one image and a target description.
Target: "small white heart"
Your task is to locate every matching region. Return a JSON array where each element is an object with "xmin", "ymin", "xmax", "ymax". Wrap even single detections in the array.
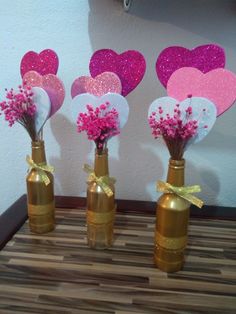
[
  {"xmin": 71, "ymin": 93, "xmax": 129, "ymax": 129},
  {"xmin": 148, "ymin": 96, "xmax": 217, "ymax": 146},
  {"xmin": 32, "ymin": 87, "xmax": 51, "ymax": 134}
]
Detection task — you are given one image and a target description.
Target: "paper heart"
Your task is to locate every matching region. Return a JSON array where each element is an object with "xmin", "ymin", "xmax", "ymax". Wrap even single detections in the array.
[
  {"xmin": 71, "ymin": 72, "xmax": 122, "ymax": 98},
  {"xmin": 167, "ymin": 67, "xmax": 236, "ymax": 116},
  {"xmin": 71, "ymin": 93, "xmax": 129, "ymax": 129},
  {"xmin": 156, "ymin": 44, "xmax": 225, "ymax": 87},
  {"xmin": 89, "ymin": 49, "xmax": 146, "ymax": 96},
  {"xmin": 148, "ymin": 96, "xmax": 217, "ymax": 146},
  {"xmin": 32, "ymin": 87, "xmax": 51, "ymax": 134},
  {"xmin": 23, "ymin": 71, "xmax": 65, "ymax": 117},
  {"xmin": 20, "ymin": 49, "xmax": 59, "ymax": 78}
]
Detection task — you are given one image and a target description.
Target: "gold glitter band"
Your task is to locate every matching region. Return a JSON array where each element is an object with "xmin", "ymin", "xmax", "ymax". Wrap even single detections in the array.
[
  {"xmin": 155, "ymin": 232, "xmax": 187, "ymax": 250},
  {"xmin": 87, "ymin": 208, "xmax": 116, "ymax": 225},
  {"xmin": 28, "ymin": 201, "xmax": 55, "ymax": 216}
]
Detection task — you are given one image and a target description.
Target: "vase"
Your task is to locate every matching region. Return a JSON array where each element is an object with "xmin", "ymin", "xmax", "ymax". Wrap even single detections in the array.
[
  {"xmin": 154, "ymin": 159, "xmax": 190, "ymax": 272},
  {"xmin": 86, "ymin": 148, "xmax": 116, "ymax": 249},
  {"xmin": 26, "ymin": 140, "xmax": 55, "ymax": 234}
]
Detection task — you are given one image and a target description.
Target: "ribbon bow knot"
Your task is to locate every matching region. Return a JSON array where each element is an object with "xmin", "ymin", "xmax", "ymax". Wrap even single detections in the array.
[
  {"xmin": 26, "ymin": 155, "xmax": 54, "ymax": 186},
  {"xmin": 83, "ymin": 164, "xmax": 115, "ymax": 197},
  {"xmin": 157, "ymin": 181, "xmax": 203, "ymax": 208}
]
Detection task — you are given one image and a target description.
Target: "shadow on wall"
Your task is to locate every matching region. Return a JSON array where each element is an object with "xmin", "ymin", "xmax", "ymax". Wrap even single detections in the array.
[
  {"xmin": 49, "ymin": 114, "xmax": 90, "ymax": 195},
  {"xmin": 126, "ymin": 0, "xmax": 236, "ymax": 50},
  {"xmin": 87, "ymin": 0, "xmax": 236, "ymax": 203},
  {"xmin": 186, "ymin": 159, "xmax": 220, "ymax": 205},
  {"xmin": 89, "ymin": 0, "xmax": 236, "ymax": 49},
  {"xmin": 88, "ymin": 0, "xmax": 167, "ymax": 201}
]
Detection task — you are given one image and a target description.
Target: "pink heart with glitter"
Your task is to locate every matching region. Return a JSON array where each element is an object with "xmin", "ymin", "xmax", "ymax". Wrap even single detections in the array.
[
  {"xmin": 23, "ymin": 71, "xmax": 65, "ymax": 117},
  {"xmin": 89, "ymin": 49, "xmax": 146, "ymax": 96},
  {"xmin": 167, "ymin": 67, "xmax": 236, "ymax": 116},
  {"xmin": 20, "ymin": 49, "xmax": 59, "ymax": 78},
  {"xmin": 156, "ymin": 44, "xmax": 225, "ymax": 88},
  {"xmin": 71, "ymin": 72, "xmax": 122, "ymax": 98}
]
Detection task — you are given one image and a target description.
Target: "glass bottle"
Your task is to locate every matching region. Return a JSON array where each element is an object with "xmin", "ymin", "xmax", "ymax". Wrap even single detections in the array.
[
  {"xmin": 26, "ymin": 140, "xmax": 55, "ymax": 234},
  {"xmin": 154, "ymin": 159, "xmax": 190, "ymax": 272}
]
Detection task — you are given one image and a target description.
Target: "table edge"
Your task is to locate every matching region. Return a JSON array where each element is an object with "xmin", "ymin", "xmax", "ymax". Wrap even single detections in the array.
[{"xmin": 0, "ymin": 194, "xmax": 235, "ymax": 251}]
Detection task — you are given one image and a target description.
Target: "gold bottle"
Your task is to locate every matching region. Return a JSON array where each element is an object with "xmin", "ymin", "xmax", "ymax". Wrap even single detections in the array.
[
  {"xmin": 86, "ymin": 148, "xmax": 115, "ymax": 249},
  {"xmin": 154, "ymin": 159, "xmax": 190, "ymax": 272},
  {"xmin": 26, "ymin": 140, "xmax": 55, "ymax": 234}
]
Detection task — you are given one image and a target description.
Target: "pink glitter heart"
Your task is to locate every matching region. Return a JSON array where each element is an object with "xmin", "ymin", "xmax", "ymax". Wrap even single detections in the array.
[
  {"xmin": 167, "ymin": 67, "xmax": 236, "ymax": 116},
  {"xmin": 23, "ymin": 71, "xmax": 65, "ymax": 117},
  {"xmin": 156, "ymin": 44, "xmax": 225, "ymax": 88},
  {"xmin": 71, "ymin": 72, "xmax": 122, "ymax": 98},
  {"xmin": 20, "ymin": 49, "xmax": 59, "ymax": 78},
  {"xmin": 89, "ymin": 49, "xmax": 146, "ymax": 96}
]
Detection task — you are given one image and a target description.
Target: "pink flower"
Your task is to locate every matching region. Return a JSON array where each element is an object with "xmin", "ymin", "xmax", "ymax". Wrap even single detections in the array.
[
  {"xmin": 0, "ymin": 85, "xmax": 36, "ymax": 127},
  {"xmin": 0, "ymin": 85, "xmax": 38, "ymax": 141},
  {"xmin": 148, "ymin": 103, "xmax": 208, "ymax": 159},
  {"xmin": 76, "ymin": 102, "xmax": 120, "ymax": 150}
]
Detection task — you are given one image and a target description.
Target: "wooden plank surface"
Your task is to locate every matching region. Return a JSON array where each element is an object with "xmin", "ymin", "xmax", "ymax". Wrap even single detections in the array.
[{"xmin": 0, "ymin": 207, "xmax": 235, "ymax": 314}]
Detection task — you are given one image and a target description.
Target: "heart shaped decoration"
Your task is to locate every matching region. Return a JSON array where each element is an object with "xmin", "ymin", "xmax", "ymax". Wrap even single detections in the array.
[
  {"xmin": 71, "ymin": 93, "xmax": 129, "ymax": 129},
  {"xmin": 23, "ymin": 71, "xmax": 65, "ymax": 117},
  {"xmin": 71, "ymin": 72, "xmax": 122, "ymax": 98},
  {"xmin": 156, "ymin": 44, "xmax": 225, "ymax": 87},
  {"xmin": 148, "ymin": 96, "xmax": 217, "ymax": 146},
  {"xmin": 89, "ymin": 49, "xmax": 146, "ymax": 96},
  {"xmin": 167, "ymin": 67, "xmax": 236, "ymax": 116},
  {"xmin": 32, "ymin": 87, "xmax": 51, "ymax": 134},
  {"xmin": 20, "ymin": 49, "xmax": 59, "ymax": 78}
]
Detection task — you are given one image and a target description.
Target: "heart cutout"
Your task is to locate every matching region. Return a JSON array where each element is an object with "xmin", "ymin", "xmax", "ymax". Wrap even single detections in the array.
[
  {"xmin": 156, "ymin": 44, "xmax": 225, "ymax": 88},
  {"xmin": 23, "ymin": 71, "xmax": 65, "ymax": 117},
  {"xmin": 148, "ymin": 96, "xmax": 217, "ymax": 146},
  {"xmin": 71, "ymin": 93, "xmax": 129, "ymax": 129},
  {"xmin": 20, "ymin": 49, "xmax": 59, "ymax": 78},
  {"xmin": 32, "ymin": 87, "xmax": 51, "ymax": 134},
  {"xmin": 167, "ymin": 67, "xmax": 236, "ymax": 116},
  {"xmin": 89, "ymin": 49, "xmax": 146, "ymax": 96},
  {"xmin": 71, "ymin": 72, "xmax": 122, "ymax": 98}
]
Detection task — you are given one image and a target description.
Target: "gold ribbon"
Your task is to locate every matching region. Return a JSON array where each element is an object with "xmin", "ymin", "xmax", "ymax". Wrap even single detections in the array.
[
  {"xmin": 157, "ymin": 181, "xmax": 203, "ymax": 208},
  {"xmin": 83, "ymin": 164, "xmax": 115, "ymax": 197},
  {"xmin": 26, "ymin": 155, "xmax": 54, "ymax": 186}
]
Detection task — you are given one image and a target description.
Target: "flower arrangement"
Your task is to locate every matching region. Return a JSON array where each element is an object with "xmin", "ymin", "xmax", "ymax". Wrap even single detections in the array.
[
  {"xmin": 76, "ymin": 102, "xmax": 120, "ymax": 152},
  {"xmin": 148, "ymin": 99, "xmax": 208, "ymax": 160},
  {"xmin": 0, "ymin": 85, "xmax": 38, "ymax": 140}
]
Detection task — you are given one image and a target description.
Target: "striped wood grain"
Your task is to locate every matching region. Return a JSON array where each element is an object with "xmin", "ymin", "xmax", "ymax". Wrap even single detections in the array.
[{"xmin": 0, "ymin": 207, "xmax": 235, "ymax": 314}]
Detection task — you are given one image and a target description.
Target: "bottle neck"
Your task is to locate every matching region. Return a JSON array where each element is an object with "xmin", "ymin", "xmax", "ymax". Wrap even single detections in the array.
[
  {"xmin": 31, "ymin": 141, "xmax": 46, "ymax": 164},
  {"xmin": 166, "ymin": 159, "xmax": 185, "ymax": 187},
  {"xmin": 94, "ymin": 148, "xmax": 109, "ymax": 177}
]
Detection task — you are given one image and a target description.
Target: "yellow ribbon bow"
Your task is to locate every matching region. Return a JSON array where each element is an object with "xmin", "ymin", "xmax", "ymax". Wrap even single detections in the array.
[
  {"xmin": 83, "ymin": 164, "xmax": 116, "ymax": 197},
  {"xmin": 157, "ymin": 181, "xmax": 204, "ymax": 208},
  {"xmin": 26, "ymin": 155, "xmax": 54, "ymax": 186}
]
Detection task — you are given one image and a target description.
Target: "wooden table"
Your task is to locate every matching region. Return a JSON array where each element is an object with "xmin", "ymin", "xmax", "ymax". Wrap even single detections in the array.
[{"xmin": 0, "ymin": 197, "xmax": 235, "ymax": 313}]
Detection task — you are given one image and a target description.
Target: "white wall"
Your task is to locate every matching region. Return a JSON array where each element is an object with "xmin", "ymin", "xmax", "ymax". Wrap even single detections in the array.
[{"xmin": 0, "ymin": 0, "xmax": 236, "ymax": 214}]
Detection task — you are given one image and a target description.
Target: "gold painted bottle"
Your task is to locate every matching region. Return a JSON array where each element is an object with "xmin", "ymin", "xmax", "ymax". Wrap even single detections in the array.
[
  {"xmin": 26, "ymin": 141, "xmax": 55, "ymax": 234},
  {"xmin": 87, "ymin": 148, "xmax": 115, "ymax": 249},
  {"xmin": 154, "ymin": 159, "xmax": 190, "ymax": 272}
]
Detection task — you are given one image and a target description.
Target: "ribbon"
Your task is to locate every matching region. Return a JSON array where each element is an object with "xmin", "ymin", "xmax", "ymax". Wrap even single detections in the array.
[
  {"xmin": 83, "ymin": 164, "xmax": 115, "ymax": 197},
  {"xmin": 157, "ymin": 181, "xmax": 203, "ymax": 208},
  {"xmin": 26, "ymin": 155, "xmax": 54, "ymax": 186}
]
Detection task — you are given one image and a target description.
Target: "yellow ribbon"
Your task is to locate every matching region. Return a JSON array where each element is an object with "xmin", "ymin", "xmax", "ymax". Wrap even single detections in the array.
[
  {"xmin": 157, "ymin": 181, "xmax": 203, "ymax": 208},
  {"xmin": 26, "ymin": 155, "xmax": 54, "ymax": 186},
  {"xmin": 83, "ymin": 164, "xmax": 116, "ymax": 198}
]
